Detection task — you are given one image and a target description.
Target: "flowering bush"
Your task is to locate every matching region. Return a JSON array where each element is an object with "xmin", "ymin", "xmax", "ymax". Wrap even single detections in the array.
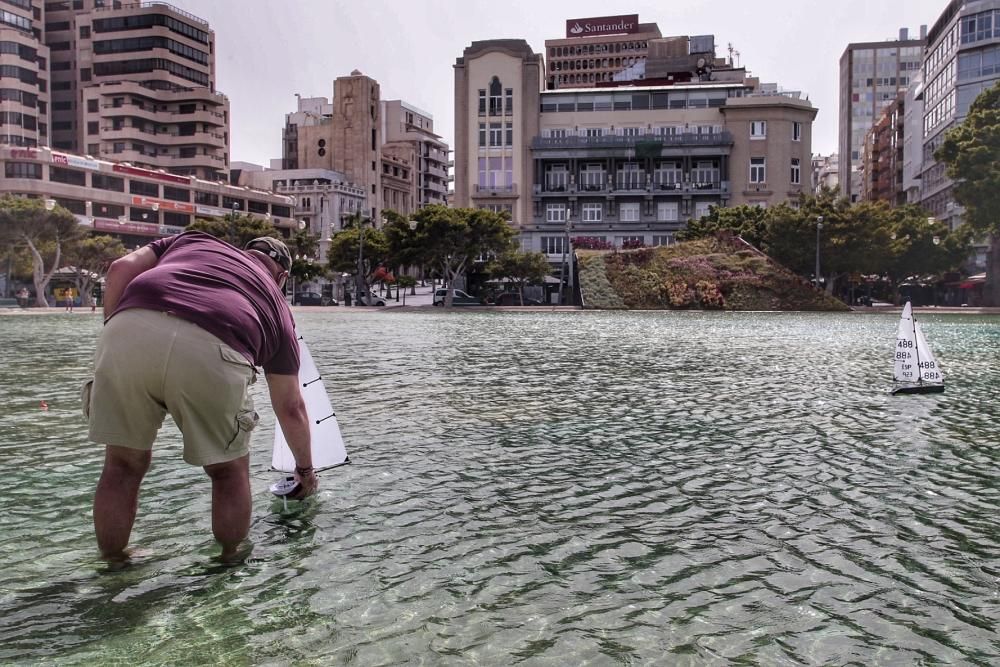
[
  {"xmin": 622, "ymin": 238, "xmax": 647, "ymax": 250},
  {"xmin": 572, "ymin": 236, "xmax": 613, "ymax": 250},
  {"xmin": 695, "ymin": 280, "xmax": 725, "ymax": 308}
]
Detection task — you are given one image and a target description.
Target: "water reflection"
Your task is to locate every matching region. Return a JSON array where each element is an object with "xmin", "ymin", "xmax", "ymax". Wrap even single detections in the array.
[{"xmin": 0, "ymin": 310, "xmax": 997, "ymax": 664}]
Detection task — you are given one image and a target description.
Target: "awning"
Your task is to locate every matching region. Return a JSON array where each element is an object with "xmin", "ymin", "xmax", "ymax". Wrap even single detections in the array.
[{"xmin": 958, "ymin": 273, "xmax": 986, "ymax": 289}]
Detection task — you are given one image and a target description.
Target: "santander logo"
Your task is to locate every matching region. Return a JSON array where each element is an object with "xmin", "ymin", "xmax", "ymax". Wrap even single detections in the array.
[{"xmin": 569, "ymin": 22, "xmax": 584, "ymax": 34}]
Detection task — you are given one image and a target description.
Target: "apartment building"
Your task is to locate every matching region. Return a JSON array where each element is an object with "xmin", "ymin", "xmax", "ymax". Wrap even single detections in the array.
[
  {"xmin": 0, "ymin": 0, "xmax": 49, "ymax": 148},
  {"xmin": 381, "ymin": 99, "xmax": 448, "ymax": 207},
  {"xmin": 918, "ymin": 0, "xmax": 1000, "ymax": 235},
  {"xmin": 545, "ymin": 14, "xmax": 662, "ymax": 90},
  {"xmin": 838, "ymin": 27, "xmax": 926, "ymax": 201},
  {"xmin": 811, "ymin": 154, "xmax": 839, "ymax": 194},
  {"xmin": 2, "ymin": 144, "xmax": 295, "ymax": 248},
  {"xmin": 860, "ymin": 94, "xmax": 905, "ymax": 205},
  {"xmin": 42, "ymin": 1, "xmax": 229, "ymax": 181},
  {"xmin": 454, "ymin": 35, "xmax": 816, "ymax": 257}
]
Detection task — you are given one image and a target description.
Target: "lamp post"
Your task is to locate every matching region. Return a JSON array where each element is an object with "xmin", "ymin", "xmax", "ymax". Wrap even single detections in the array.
[
  {"xmin": 815, "ymin": 215, "xmax": 824, "ymax": 290},
  {"xmin": 228, "ymin": 201, "xmax": 240, "ymax": 244},
  {"xmin": 356, "ymin": 218, "xmax": 366, "ymax": 306}
]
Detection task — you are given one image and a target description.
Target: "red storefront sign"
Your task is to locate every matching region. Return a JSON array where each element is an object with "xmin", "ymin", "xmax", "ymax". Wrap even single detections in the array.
[
  {"xmin": 130, "ymin": 196, "xmax": 194, "ymax": 213},
  {"xmin": 565, "ymin": 14, "xmax": 639, "ymax": 38},
  {"xmin": 93, "ymin": 218, "xmax": 159, "ymax": 236},
  {"xmin": 113, "ymin": 163, "xmax": 191, "ymax": 184}
]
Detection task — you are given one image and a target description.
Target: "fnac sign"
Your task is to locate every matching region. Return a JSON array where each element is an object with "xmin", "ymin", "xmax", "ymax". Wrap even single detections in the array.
[{"xmin": 565, "ymin": 14, "xmax": 639, "ymax": 39}]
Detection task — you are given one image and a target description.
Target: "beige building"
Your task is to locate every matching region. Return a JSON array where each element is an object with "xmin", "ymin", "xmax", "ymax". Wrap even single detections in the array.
[
  {"xmin": 43, "ymin": 1, "xmax": 229, "ymax": 181},
  {"xmin": 1, "ymin": 144, "xmax": 295, "ymax": 249},
  {"xmin": 283, "ymin": 71, "xmax": 451, "ymax": 221},
  {"xmin": 0, "ymin": 1, "xmax": 49, "ymax": 149},
  {"xmin": 381, "ymin": 99, "xmax": 448, "ymax": 207},
  {"xmin": 454, "ymin": 35, "xmax": 817, "ymax": 259}
]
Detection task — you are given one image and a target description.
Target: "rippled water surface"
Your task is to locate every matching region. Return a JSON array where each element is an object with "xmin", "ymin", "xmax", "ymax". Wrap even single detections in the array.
[{"xmin": 1, "ymin": 309, "xmax": 998, "ymax": 665}]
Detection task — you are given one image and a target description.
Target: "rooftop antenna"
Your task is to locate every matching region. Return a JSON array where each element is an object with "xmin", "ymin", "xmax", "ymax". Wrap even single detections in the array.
[
  {"xmin": 727, "ymin": 42, "xmax": 734, "ymax": 66},
  {"xmin": 734, "ymin": 50, "xmax": 741, "ymax": 68}
]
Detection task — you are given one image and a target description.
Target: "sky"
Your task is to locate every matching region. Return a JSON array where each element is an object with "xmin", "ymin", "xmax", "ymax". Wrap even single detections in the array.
[{"xmin": 168, "ymin": 0, "xmax": 950, "ymax": 166}]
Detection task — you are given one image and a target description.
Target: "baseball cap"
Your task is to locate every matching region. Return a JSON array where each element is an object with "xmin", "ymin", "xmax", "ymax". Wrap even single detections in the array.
[{"xmin": 245, "ymin": 237, "xmax": 292, "ymax": 272}]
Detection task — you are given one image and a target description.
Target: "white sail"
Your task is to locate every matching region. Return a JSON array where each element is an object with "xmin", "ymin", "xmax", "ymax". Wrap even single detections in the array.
[
  {"xmin": 914, "ymin": 321, "xmax": 944, "ymax": 385},
  {"xmin": 893, "ymin": 302, "xmax": 918, "ymax": 383},
  {"xmin": 272, "ymin": 336, "xmax": 349, "ymax": 472},
  {"xmin": 892, "ymin": 301, "xmax": 944, "ymax": 393}
]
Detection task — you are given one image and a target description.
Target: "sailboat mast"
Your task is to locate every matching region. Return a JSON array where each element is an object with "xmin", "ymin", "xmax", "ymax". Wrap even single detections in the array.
[{"xmin": 910, "ymin": 304, "xmax": 924, "ymax": 386}]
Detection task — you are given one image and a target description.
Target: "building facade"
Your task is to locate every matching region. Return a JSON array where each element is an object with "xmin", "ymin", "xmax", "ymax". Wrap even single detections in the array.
[
  {"xmin": 838, "ymin": 28, "xmax": 925, "ymax": 201},
  {"xmin": 1, "ymin": 144, "xmax": 295, "ymax": 248},
  {"xmin": 381, "ymin": 99, "xmax": 448, "ymax": 207},
  {"xmin": 917, "ymin": 0, "xmax": 1000, "ymax": 235},
  {"xmin": 455, "ymin": 35, "xmax": 816, "ymax": 261},
  {"xmin": 544, "ymin": 14, "xmax": 662, "ymax": 89},
  {"xmin": 43, "ymin": 1, "xmax": 229, "ymax": 181},
  {"xmin": 860, "ymin": 94, "xmax": 905, "ymax": 205},
  {"xmin": 234, "ymin": 164, "xmax": 366, "ymax": 263},
  {"xmin": 811, "ymin": 153, "xmax": 839, "ymax": 194},
  {"xmin": 0, "ymin": 0, "xmax": 49, "ymax": 149}
]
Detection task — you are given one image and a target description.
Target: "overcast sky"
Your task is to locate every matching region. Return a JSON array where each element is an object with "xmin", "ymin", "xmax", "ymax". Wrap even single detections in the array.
[{"xmin": 168, "ymin": 0, "xmax": 948, "ymax": 166}]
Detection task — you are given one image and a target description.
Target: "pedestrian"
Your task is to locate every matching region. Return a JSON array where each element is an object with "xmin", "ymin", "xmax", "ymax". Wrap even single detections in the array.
[
  {"xmin": 84, "ymin": 231, "xmax": 317, "ymax": 567},
  {"xmin": 64, "ymin": 288, "xmax": 74, "ymax": 312},
  {"xmin": 16, "ymin": 287, "xmax": 28, "ymax": 307}
]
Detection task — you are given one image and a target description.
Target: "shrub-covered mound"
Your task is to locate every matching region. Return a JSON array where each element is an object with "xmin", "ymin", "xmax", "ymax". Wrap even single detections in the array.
[{"xmin": 576, "ymin": 235, "xmax": 848, "ymax": 311}]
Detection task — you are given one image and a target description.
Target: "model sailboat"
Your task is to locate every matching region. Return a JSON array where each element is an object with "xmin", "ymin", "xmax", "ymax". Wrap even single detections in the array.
[
  {"xmin": 270, "ymin": 335, "xmax": 349, "ymax": 497},
  {"xmin": 891, "ymin": 301, "xmax": 944, "ymax": 395}
]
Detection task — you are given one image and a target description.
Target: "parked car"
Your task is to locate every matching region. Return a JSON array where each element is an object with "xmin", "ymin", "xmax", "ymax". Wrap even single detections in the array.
[
  {"xmin": 493, "ymin": 292, "xmax": 542, "ymax": 306},
  {"xmin": 294, "ymin": 291, "xmax": 338, "ymax": 306},
  {"xmin": 433, "ymin": 288, "xmax": 480, "ymax": 306},
  {"xmin": 358, "ymin": 292, "xmax": 386, "ymax": 306}
]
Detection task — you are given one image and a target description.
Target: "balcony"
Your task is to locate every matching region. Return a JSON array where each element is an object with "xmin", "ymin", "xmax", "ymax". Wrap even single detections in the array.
[
  {"xmin": 530, "ymin": 131, "xmax": 734, "ymax": 153},
  {"xmin": 473, "ymin": 184, "xmax": 518, "ymax": 197},
  {"xmin": 532, "ymin": 180, "xmax": 731, "ymax": 196}
]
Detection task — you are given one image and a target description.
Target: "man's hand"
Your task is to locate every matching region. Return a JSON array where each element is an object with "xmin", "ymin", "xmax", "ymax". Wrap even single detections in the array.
[{"xmin": 291, "ymin": 466, "xmax": 318, "ymax": 500}]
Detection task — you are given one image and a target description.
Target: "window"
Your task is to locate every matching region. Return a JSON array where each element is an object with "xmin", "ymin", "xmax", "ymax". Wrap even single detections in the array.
[
  {"xmin": 163, "ymin": 185, "xmax": 190, "ymax": 202},
  {"xmin": 656, "ymin": 202, "xmax": 678, "ymax": 222},
  {"xmin": 478, "ymin": 89, "xmax": 485, "ymax": 114},
  {"xmin": 4, "ymin": 162, "xmax": 41, "ymax": 179},
  {"xmin": 750, "ymin": 157, "xmax": 766, "ymax": 183},
  {"xmin": 87, "ymin": 98, "xmax": 98, "ymax": 112},
  {"xmin": 694, "ymin": 201, "xmax": 714, "ymax": 219},
  {"xmin": 129, "ymin": 179, "xmax": 158, "ymax": 197},
  {"xmin": 585, "ymin": 127, "xmax": 604, "ymax": 137},
  {"xmin": 87, "ymin": 121, "xmax": 98, "ymax": 135},
  {"xmin": 504, "ymin": 122, "xmax": 513, "ymax": 147},
  {"xmin": 580, "ymin": 164, "xmax": 604, "ymax": 190},
  {"xmin": 488, "ymin": 77, "xmax": 502, "ymax": 115},
  {"xmin": 545, "ymin": 165, "xmax": 567, "ymax": 191},
  {"xmin": 91, "ymin": 173, "xmax": 124, "ymax": 192},
  {"xmin": 545, "ymin": 204, "xmax": 567, "ymax": 222},
  {"xmin": 541, "ymin": 236, "xmax": 566, "ymax": 254},
  {"xmin": 750, "ymin": 120, "xmax": 767, "ymax": 139},
  {"xmin": 488, "ymin": 123, "xmax": 502, "ymax": 147},
  {"xmin": 163, "ymin": 211, "xmax": 190, "ymax": 227},
  {"xmin": 621, "ymin": 127, "xmax": 641, "ymax": 136},
  {"xmin": 478, "ymin": 123, "xmax": 485, "ymax": 147},
  {"xmin": 50, "ymin": 166, "xmax": 86, "ymax": 186},
  {"xmin": 792, "ymin": 121, "xmax": 802, "ymax": 141},
  {"xmin": 194, "ymin": 191, "xmax": 218, "ymax": 206},
  {"xmin": 504, "ymin": 88, "xmax": 513, "ymax": 114},
  {"xmin": 790, "ymin": 158, "xmax": 801, "ymax": 185},
  {"xmin": 619, "ymin": 202, "xmax": 640, "ymax": 222},
  {"xmin": 652, "ymin": 234, "xmax": 674, "ymax": 246},
  {"xmin": 582, "ymin": 203, "xmax": 602, "ymax": 222}
]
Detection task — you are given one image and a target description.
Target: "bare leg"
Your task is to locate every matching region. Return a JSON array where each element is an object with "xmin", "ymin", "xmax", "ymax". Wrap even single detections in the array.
[
  {"xmin": 93, "ymin": 445, "xmax": 152, "ymax": 562},
  {"xmin": 204, "ymin": 455, "xmax": 252, "ymax": 562}
]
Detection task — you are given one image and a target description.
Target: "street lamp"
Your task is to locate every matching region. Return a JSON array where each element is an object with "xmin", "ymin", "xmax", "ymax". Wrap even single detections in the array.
[
  {"xmin": 228, "ymin": 201, "xmax": 240, "ymax": 244},
  {"xmin": 815, "ymin": 215, "xmax": 823, "ymax": 290},
  {"xmin": 356, "ymin": 218, "xmax": 367, "ymax": 306}
]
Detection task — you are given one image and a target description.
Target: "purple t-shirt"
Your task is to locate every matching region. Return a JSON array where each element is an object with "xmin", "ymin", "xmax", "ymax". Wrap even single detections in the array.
[{"xmin": 111, "ymin": 231, "xmax": 299, "ymax": 375}]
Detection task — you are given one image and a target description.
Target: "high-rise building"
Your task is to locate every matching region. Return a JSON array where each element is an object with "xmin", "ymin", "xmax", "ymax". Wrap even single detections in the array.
[
  {"xmin": 43, "ymin": 1, "xmax": 229, "ymax": 181},
  {"xmin": 455, "ymin": 33, "xmax": 816, "ymax": 257},
  {"xmin": 838, "ymin": 27, "xmax": 926, "ymax": 201},
  {"xmin": 860, "ymin": 94, "xmax": 905, "ymax": 205},
  {"xmin": 918, "ymin": 0, "xmax": 1000, "ymax": 238},
  {"xmin": 0, "ymin": 0, "xmax": 48, "ymax": 149},
  {"xmin": 544, "ymin": 14, "xmax": 662, "ymax": 89}
]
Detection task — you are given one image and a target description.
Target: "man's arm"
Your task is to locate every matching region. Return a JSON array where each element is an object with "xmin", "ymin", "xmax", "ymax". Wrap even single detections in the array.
[
  {"xmin": 265, "ymin": 372, "xmax": 318, "ymax": 498},
  {"xmin": 103, "ymin": 246, "xmax": 158, "ymax": 318}
]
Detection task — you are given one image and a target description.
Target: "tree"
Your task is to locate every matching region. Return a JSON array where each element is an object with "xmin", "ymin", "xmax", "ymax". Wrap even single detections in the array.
[
  {"xmin": 187, "ymin": 213, "xmax": 280, "ymax": 248},
  {"xmin": 326, "ymin": 214, "xmax": 388, "ymax": 298},
  {"xmin": 488, "ymin": 248, "xmax": 551, "ymax": 304},
  {"xmin": 679, "ymin": 203, "xmax": 772, "ymax": 248},
  {"xmin": 0, "ymin": 197, "xmax": 83, "ymax": 307},
  {"xmin": 407, "ymin": 205, "xmax": 514, "ymax": 307},
  {"xmin": 396, "ymin": 275, "xmax": 417, "ymax": 304},
  {"xmin": 937, "ymin": 80, "xmax": 1000, "ymax": 305},
  {"xmin": 884, "ymin": 205, "xmax": 964, "ymax": 284},
  {"xmin": 63, "ymin": 235, "xmax": 128, "ymax": 307}
]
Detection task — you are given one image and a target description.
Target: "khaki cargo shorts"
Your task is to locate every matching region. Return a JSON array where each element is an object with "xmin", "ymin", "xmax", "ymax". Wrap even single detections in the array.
[{"xmin": 84, "ymin": 309, "xmax": 259, "ymax": 466}]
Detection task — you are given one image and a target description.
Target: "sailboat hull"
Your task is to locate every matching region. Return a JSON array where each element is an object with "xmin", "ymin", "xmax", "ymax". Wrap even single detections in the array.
[{"xmin": 891, "ymin": 384, "xmax": 945, "ymax": 395}]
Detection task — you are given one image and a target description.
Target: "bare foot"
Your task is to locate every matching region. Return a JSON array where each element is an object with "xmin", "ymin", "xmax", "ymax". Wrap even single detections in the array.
[{"xmin": 218, "ymin": 539, "xmax": 254, "ymax": 566}]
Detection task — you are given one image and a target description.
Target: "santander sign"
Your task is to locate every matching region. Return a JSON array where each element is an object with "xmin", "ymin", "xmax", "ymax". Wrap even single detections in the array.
[{"xmin": 565, "ymin": 14, "xmax": 639, "ymax": 38}]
